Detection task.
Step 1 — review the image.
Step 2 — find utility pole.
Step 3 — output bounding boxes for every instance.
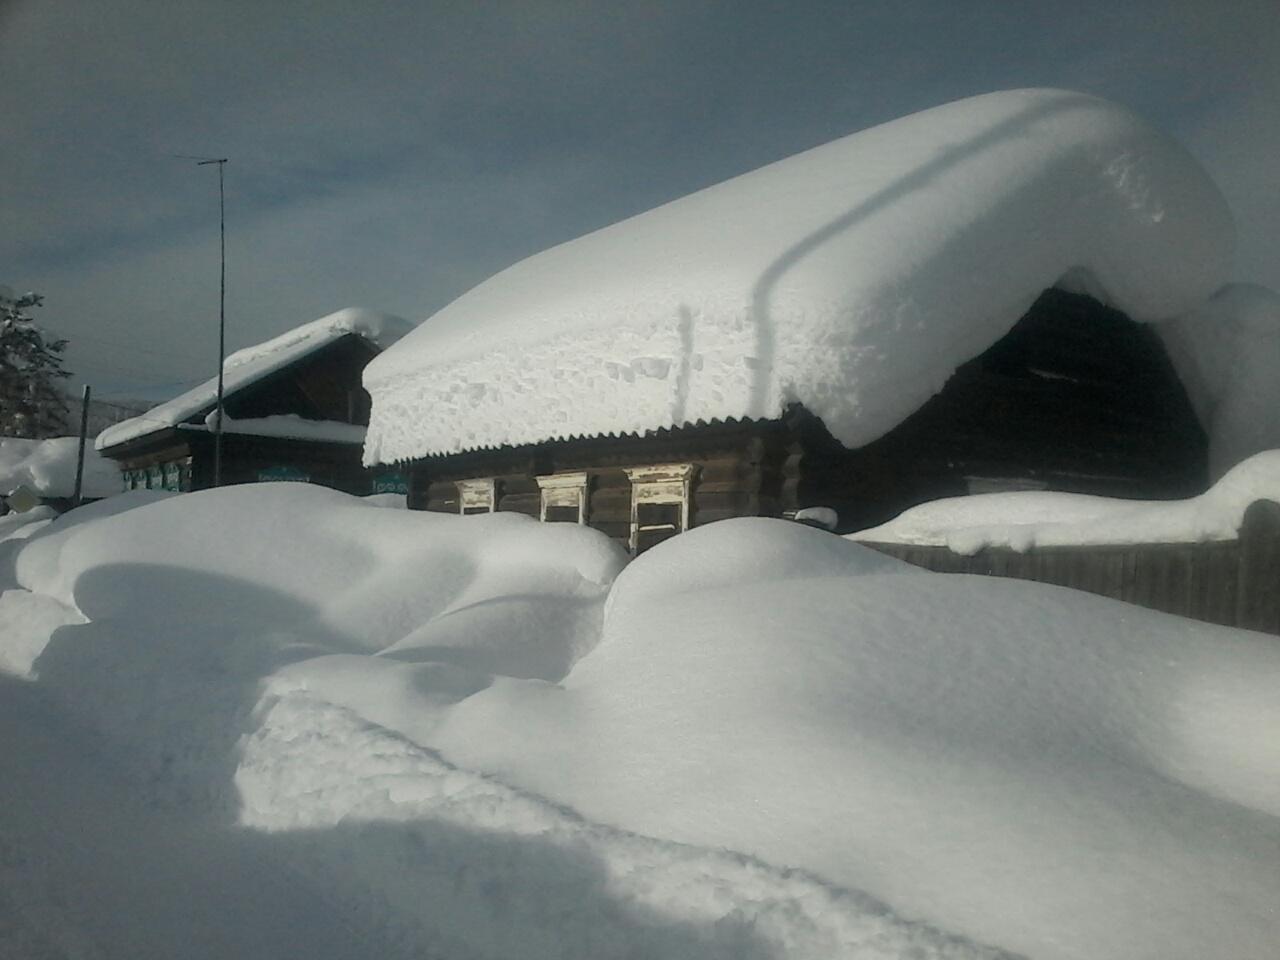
[72,384,91,507]
[179,155,229,487]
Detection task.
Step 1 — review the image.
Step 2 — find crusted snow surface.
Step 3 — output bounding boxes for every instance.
[97,307,412,451]
[0,435,121,499]
[850,449,1280,553]
[3,487,1278,959]
[364,88,1232,464]
[1157,283,1280,478]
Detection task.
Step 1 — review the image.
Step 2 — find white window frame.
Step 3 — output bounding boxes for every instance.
[625,463,696,554]
[536,472,588,524]
[456,478,496,514]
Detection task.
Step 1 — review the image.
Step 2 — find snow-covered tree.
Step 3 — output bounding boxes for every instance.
[1,286,71,438]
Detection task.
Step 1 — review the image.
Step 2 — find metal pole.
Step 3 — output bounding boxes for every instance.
[177,154,229,489]
[216,159,226,487]
[197,158,229,488]
[73,384,91,507]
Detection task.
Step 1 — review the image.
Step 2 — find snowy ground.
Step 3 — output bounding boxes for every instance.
[2,485,1277,960]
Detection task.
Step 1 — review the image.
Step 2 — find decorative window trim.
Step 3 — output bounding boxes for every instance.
[625,463,697,554]
[536,472,588,524]
[456,478,496,514]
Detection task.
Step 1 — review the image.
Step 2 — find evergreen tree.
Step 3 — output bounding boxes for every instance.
[0,287,71,438]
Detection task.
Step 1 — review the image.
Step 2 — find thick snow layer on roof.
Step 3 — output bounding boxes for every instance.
[0,436,121,499]
[850,449,1280,553]
[1156,284,1280,478]
[364,88,1232,463]
[96,308,412,451]
[3,489,1278,959]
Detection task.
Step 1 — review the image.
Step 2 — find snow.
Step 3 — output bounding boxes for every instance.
[96,307,413,451]
[1156,283,1280,478]
[850,449,1280,553]
[2,485,1277,959]
[794,505,839,530]
[0,505,56,545]
[0,435,121,500]
[192,410,367,444]
[363,88,1232,464]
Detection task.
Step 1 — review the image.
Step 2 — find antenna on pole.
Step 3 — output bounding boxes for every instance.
[177,155,229,487]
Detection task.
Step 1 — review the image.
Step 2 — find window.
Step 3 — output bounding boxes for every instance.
[625,463,696,554]
[456,478,496,515]
[536,472,588,524]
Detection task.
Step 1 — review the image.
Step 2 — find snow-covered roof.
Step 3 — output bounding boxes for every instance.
[1155,284,1280,479]
[97,308,413,451]
[363,88,1233,465]
[0,436,121,499]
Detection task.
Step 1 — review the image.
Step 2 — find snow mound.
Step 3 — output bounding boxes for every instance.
[364,88,1232,463]
[0,435,121,499]
[424,521,1280,960]
[12,483,624,681]
[97,307,413,451]
[0,505,56,546]
[851,448,1280,552]
[1157,283,1280,478]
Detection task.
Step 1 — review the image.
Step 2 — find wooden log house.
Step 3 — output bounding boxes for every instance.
[403,289,1207,553]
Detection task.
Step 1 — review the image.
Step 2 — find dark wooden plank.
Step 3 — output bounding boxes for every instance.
[1237,500,1280,634]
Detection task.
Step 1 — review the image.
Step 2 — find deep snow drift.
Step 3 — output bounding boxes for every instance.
[363,88,1231,463]
[851,448,1280,553]
[3,485,1277,960]
[97,307,413,451]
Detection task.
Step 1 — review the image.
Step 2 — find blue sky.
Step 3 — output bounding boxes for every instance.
[4,0,1278,398]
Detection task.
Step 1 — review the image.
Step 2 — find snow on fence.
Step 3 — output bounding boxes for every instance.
[862,499,1280,635]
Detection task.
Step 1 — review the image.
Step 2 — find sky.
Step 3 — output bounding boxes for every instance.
[3,0,1278,400]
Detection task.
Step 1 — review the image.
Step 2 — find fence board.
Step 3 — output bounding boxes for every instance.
[862,499,1279,635]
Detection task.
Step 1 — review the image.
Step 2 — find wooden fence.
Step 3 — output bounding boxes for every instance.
[862,498,1280,636]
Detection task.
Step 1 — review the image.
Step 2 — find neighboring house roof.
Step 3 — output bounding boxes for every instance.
[0,436,121,499]
[97,308,413,452]
[362,88,1232,466]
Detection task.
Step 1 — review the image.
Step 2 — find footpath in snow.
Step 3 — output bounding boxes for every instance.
[0,674,405,960]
